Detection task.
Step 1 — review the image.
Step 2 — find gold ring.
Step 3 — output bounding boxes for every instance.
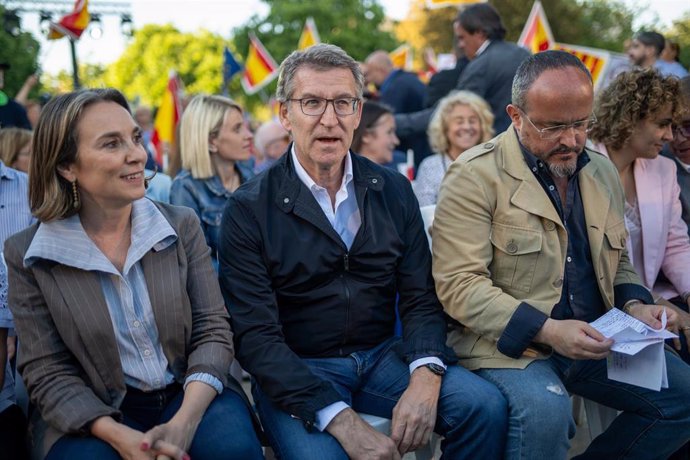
[681,326,690,331]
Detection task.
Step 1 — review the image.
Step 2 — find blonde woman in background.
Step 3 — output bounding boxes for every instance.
[170,95,253,267]
[0,127,32,173]
[414,91,494,206]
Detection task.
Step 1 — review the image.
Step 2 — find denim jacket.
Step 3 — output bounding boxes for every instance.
[170,164,253,266]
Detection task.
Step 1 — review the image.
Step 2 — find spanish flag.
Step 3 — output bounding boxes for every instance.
[517,1,554,54]
[389,44,412,71]
[48,0,90,40]
[241,34,279,95]
[298,17,321,50]
[151,72,182,168]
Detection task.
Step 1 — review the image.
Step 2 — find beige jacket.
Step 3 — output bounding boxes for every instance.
[432,128,644,370]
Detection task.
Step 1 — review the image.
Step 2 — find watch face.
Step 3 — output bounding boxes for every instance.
[426,363,446,376]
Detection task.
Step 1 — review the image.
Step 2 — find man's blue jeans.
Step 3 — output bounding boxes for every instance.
[477,350,690,460]
[252,337,508,460]
[45,387,263,460]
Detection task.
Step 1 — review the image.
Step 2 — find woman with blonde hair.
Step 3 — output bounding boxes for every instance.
[170,95,253,266]
[0,127,32,172]
[414,90,494,206]
[4,88,262,460]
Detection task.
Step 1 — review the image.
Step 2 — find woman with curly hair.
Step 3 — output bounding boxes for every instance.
[414,91,494,206]
[589,68,690,335]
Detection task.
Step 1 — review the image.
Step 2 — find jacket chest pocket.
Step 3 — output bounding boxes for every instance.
[490,223,542,292]
[603,221,627,276]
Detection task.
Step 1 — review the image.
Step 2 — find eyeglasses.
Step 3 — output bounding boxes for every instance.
[518,107,597,140]
[673,121,690,138]
[288,97,360,116]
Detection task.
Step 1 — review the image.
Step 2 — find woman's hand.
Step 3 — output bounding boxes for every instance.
[91,416,188,460]
[141,380,219,459]
[141,418,196,460]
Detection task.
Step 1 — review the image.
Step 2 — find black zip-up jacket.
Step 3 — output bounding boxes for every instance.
[218,149,455,428]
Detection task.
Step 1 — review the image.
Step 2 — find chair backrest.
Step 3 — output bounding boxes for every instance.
[419,205,436,249]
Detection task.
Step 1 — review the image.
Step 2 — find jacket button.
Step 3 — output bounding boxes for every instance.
[545,221,556,231]
[483,142,494,149]
[553,278,563,288]
[283,197,290,204]
[506,241,518,254]
[371,178,378,184]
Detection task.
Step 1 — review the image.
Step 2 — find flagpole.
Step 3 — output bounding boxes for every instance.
[69,37,81,90]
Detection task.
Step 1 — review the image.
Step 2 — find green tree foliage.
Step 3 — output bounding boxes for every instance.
[43,63,107,94]
[402,0,638,57]
[666,12,690,68]
[0,6,41,97]
[102,24,229,106]
[230,0,399,110]
[494,0,637,52]
[395,0,458,67]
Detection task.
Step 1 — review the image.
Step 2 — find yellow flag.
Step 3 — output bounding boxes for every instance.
[389,45,412,71]
[554,43,610,90]
[517,1,554,54]
[298,17,321,50]
[242,34,279,95]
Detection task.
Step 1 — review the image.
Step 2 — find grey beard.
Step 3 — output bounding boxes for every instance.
[548,161,577,178]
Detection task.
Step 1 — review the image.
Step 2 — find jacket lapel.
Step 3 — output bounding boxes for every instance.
[275,149,349,249]
[579,159,611,266]
[51,265,125,393]
[500,130,563,227]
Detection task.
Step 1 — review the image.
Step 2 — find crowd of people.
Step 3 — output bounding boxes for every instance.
[1,2,690,459]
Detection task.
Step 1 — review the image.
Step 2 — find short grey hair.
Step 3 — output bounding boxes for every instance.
[276,43,364,102]
[512,50,592,111]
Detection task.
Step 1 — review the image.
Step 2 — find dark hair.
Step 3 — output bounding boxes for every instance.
[512,50,592,111]
[633,31,666,57]
[30,88,130,221]
[457,3,506,41]
[590,68,681,150]
[351,100,393,153]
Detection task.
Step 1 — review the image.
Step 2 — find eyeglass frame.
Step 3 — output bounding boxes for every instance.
[286,97,360,117]
[516,106,597,140]
[673,121,690,139]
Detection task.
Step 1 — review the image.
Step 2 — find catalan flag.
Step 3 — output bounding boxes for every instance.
[151,72,182,168]
[518,1,554,54]
[554,43,610,90]
[48,0,90,40]
[241,34,279,95]
[298,17,321,50]
[389,44,413,71]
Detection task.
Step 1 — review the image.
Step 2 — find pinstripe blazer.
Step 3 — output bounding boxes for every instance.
[4,201,241,458]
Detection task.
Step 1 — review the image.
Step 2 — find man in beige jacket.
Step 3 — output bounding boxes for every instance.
[433,50,690,459]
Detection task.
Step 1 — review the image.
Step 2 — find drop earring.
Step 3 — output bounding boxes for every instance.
[71,180,80,209]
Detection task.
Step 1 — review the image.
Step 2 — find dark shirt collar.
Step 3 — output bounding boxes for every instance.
[517,135,591,179]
